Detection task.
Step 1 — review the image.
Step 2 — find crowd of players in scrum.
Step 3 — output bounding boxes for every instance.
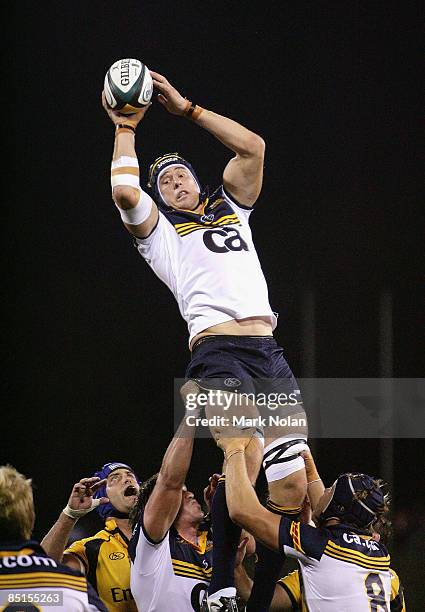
[0,419,406,610]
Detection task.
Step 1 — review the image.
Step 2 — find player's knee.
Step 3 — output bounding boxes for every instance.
[269,468,307,508]
[180,380,200,404]
[280,470,307,500]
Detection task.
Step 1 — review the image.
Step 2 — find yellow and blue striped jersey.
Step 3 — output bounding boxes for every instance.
[129,515,213,612]
[65,518,136,611]
[0,539,106,611]
[277,567,406,611]
[279,520,393,610]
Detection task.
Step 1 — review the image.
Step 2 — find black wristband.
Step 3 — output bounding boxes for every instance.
[116,123,136,134]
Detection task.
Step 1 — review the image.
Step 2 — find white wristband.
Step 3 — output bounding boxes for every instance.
[117,190,153,225]
[62,499,100,520]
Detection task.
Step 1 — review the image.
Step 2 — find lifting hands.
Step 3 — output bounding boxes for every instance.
[101,90,151,129]
[150,70,192,116]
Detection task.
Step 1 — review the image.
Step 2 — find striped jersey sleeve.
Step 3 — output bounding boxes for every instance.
[279,518,329,561]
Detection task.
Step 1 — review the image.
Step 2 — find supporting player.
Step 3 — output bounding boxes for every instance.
[216,435,394,611]
[128,411,212,612]
[235,450,406,611]
[102,70,309,611]
[41,462,140,611]
[0,464,106,611]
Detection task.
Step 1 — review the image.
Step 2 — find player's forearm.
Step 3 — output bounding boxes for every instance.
[40,513,77,562]
[234,564,253,604]
[110,130,148,212]
[270,585,293,612]
[112,130,137,161]
[159,418,196,488]
[194,109,265,158]
[304,452,325,510]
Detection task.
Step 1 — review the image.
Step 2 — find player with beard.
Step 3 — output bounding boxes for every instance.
[128,410,215,612]
[41,462,140,611]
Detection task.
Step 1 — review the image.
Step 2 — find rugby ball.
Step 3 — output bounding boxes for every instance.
[104,58,153,114]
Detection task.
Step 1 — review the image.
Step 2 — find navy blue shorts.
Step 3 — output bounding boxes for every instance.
[185,335,300,397]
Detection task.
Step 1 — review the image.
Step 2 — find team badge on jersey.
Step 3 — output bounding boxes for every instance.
[163,191,241,238]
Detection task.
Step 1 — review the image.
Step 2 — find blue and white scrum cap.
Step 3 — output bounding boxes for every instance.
[93,462,140,520]
[147,152,203,209]
[319,473,386,529]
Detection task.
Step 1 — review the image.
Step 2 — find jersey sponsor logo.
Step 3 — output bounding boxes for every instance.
[108,463,125,471]
[224,377,242,388]
[201,213,215,222]
[343,533,380,551]
[109,551,126,560]
[111,586,134,602]
[203,227,248,253]
[0,555,57,569]
[155,156,181,171]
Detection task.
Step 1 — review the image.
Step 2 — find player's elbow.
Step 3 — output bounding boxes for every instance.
[243,133,265,159]
[228,504,250,528]
[113,186,140,210]
[158,468,185,491]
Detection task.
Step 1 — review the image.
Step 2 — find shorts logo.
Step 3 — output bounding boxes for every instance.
[109,552,125,560]
[224,377,241,388]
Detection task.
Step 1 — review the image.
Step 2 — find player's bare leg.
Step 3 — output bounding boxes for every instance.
[247,402,309,612]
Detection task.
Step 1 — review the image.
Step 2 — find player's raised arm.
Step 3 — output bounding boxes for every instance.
[140,384,199,543]
[217,435,281,551]
[102,92,159,238]
[301,449,325,511]
[41,476,108,570]
[150,70,265,206]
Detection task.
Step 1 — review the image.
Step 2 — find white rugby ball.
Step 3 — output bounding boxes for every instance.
[104,58,153,114]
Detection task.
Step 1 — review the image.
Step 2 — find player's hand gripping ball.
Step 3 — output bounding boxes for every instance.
[104,58,153,114]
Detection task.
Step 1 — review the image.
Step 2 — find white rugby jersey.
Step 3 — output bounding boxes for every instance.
[277,566,406,612]
[134,186,277,345]
[129,518,212,612]
[279,520,392,611]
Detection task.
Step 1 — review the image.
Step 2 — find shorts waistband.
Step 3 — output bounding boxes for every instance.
[191,334,275,352]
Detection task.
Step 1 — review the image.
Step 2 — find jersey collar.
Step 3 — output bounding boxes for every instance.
[105,518,130,545]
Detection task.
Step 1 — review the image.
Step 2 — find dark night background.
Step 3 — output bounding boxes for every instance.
[4,1,424,607]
